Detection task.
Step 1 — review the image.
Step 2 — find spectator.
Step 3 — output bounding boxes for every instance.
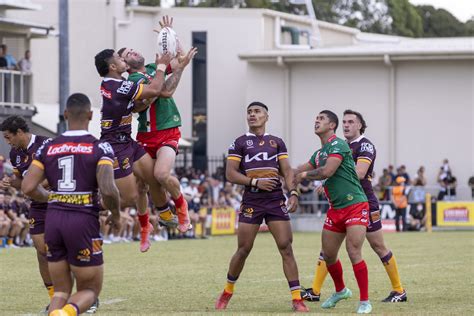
[407,203,426,231]
[0,46,7,69]
[376,168,392,201]
[439,159,451,180]
[18,50,32,74]
[438,171,457,201]
[388,164,396,184]
[297,178,315,214]
[1,44,17,70]
[469,176,474,200]
[397,165,411,185]
[413,166,427,187]
[0,193,12,243]
[392,176,408,232]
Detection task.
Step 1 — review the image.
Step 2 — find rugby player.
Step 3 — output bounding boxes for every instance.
[118,15,196,233]
[22,93,121,315]
[302,110,406,303]
[94,49,173,252]
[294,110,371,314]
[0,116,54,307]
[215,102,309,312]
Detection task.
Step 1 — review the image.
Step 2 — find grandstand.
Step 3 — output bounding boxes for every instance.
[0,0,472,315]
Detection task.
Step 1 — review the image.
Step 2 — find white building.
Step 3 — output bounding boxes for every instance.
[2,1,473,197]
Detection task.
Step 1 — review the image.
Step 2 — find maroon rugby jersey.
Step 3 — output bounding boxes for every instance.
[10,134,51,210]
[348,135,379,210]
[99,78,143,143]
[227,133,289,199]
[33,130,115,216]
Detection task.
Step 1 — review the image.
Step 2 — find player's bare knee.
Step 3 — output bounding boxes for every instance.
[154,169,170,185]
[369,239,388,257]
[236,246,252,259]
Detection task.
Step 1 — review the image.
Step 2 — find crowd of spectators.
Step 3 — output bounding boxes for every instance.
[0,44,32,73]
[0,157,471,248]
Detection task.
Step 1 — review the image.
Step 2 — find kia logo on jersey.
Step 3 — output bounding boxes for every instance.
[244,152,277,162]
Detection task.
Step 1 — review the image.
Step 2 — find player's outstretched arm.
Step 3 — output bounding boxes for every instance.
[298,157,342,182]
[226,159,277,192]
[137,53,173,100]
[21,164,48,202]
[161,47,197,98]
[97,164,120,223]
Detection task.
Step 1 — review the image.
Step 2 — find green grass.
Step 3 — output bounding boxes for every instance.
[1,231,473,315]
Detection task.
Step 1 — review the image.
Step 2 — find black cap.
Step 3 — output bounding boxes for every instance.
[247,101,268,111]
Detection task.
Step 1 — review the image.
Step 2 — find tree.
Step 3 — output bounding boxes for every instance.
[387,0,422,37]
[416,5,466,37]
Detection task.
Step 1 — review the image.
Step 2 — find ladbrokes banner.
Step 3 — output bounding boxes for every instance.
[436,201,474,227]
[211,207,236,235]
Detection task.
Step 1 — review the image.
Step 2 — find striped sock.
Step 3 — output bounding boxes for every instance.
[157,205,173,221]
[224,273,238,293]
[381,251,404,293]
[44,283,54,299]
[62,303,79,316]
[289,280,302,300]
[311,252,328,295]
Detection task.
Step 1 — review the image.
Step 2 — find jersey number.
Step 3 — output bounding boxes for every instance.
[58,155,76,191]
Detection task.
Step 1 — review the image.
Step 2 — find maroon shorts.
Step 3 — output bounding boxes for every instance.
[45,210,103,267]
[323,202,369,233]
[136,127,181,159]
[111,140,147,179]
[367,209,382,232]
[239,196,290,225]
[29,208,46,235]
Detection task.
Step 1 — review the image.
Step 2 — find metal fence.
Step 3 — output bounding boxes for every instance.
[0,69,32,107]
[175,153,226,177]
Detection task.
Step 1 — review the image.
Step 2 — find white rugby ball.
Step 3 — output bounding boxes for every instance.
[157,27,177,57]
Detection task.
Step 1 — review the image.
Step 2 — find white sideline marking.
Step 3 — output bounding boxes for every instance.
[101,298,128,305]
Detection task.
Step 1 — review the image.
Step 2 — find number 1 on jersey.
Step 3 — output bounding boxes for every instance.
[58,155,76,191]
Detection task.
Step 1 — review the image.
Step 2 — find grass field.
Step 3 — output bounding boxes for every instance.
[1,231,473,315]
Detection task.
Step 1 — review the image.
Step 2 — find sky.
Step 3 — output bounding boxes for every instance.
[409,0,473,22]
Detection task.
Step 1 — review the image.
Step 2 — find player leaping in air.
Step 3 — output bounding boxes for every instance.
[94,49,173,252]
[118,15,197,233]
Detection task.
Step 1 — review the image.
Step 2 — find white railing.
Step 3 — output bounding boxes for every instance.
[0,69,34,110]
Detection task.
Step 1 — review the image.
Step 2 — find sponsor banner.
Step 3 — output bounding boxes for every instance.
[211,207,236,235]
[436,201,474,227]
[381,220,396,232]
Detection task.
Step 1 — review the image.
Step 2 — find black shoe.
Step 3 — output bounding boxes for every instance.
[382,290,407,302]
[85,298,99,314]
[301,287,320,302]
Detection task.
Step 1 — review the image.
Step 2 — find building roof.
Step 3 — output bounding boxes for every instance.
[0,0,41,11]
[240,37,474,62]
[0,17,54,37]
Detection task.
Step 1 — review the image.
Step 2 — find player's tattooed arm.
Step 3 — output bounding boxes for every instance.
[296,157,342,182]
[161,47,198,97]
[160,67,184,97]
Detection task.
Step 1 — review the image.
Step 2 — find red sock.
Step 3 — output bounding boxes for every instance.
[353,260,369,301]
[138,211,149,229]
[327,260,345,292]
[173,194,185,209]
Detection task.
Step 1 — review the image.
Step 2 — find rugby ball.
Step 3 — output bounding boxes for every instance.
[157,27,178,57]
